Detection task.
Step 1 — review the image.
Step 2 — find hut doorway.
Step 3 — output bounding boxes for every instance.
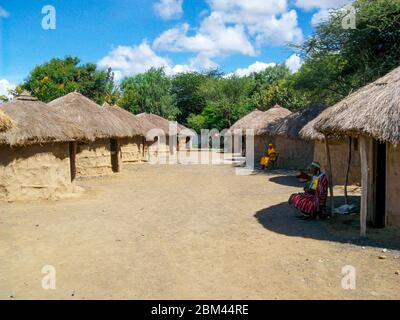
[110,139,120,173]
[373,140,387,228]
[242,136,246,157]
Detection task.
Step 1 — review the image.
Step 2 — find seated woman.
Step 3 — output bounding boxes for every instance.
[260,144,278,169]
[289,162,328,219]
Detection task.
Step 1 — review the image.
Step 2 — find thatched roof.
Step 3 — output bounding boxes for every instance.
[102,103,143,136]
[268,104,326,139]
[136,113,182,136]
[49,92,133,140]
[0,91,85,146]
[310,66,400,144]
[229,105,292,135]
[299,116,325,141]
[0,109,13,132]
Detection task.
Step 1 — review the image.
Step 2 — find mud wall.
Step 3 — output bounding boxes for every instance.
[0,143,78,201]
[314,140,361,186]
[119,136,142,164]
[273,136,314,170]
[386,143,400,226]
[76,139,113,177]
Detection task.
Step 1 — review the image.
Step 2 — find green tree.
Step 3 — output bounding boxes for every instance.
[294,0,400,104]
[171,72,209,125]
[118,68,180,120]
[20,56,116,104]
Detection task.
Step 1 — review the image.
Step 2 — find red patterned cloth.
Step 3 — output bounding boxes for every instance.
[290,174,328,216]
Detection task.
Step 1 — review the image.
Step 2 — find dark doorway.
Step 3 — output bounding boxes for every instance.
[242,135,246,157]
[374,140,387,228]
[110,139,120,173]
[69,142,77,182]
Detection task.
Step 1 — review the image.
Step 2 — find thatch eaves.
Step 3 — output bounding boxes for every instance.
[268,104,326,139]
[102,103,143,136]
[229,105,292,136]
[311,66,400,144]
[0,91,85,146]
[49,92,133,140]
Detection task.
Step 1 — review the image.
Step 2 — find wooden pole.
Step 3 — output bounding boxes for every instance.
[69,141,77,182]
[359,136,369,237]
[324,135,335,216]
[344,137,352,205]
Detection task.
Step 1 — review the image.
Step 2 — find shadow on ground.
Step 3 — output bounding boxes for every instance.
[254,196,400,251]
[268,174,305,188]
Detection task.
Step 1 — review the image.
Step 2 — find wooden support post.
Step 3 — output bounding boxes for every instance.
[359,136,369,237]
[344,137,352,205]
[324,135,335,216]
[69,141,77,182]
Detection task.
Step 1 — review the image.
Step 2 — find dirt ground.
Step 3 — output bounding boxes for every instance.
[1,160,400,300]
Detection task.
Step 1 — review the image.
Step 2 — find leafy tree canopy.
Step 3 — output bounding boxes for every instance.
[20,56,116,104]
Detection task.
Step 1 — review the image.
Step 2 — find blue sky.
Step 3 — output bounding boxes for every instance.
[0,0,351,96]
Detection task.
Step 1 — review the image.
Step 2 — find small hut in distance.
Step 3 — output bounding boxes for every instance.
[266,104,326,169]
[229,105,292,162]
[0,91,85,201]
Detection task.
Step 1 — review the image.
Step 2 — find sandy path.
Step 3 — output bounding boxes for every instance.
[1,163,399,299]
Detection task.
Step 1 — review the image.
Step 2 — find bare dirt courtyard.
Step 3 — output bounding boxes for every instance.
[1,162,400,300]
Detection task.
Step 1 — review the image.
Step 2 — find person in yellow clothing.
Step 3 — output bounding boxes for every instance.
[260,144,278,169]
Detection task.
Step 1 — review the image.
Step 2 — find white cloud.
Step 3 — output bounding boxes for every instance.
[249,10,303,46]
[154,0,183,20]
[294,0,352,11]
[0,79,15,98]
[154,0,303,65]
[294,0,353,26]
[97,41,217,79]
[154,12,256,57]
[285,54,302,73]
[228,61,276,77]
[227,54,303,78]
[98,41,172,80]
[206,0,303,46]
[0,7,9,18]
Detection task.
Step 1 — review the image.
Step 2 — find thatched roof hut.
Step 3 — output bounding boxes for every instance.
[0,91,85,146]
[49,92,133,140]
[102,102,144,136]
[0,109,13,132]
[230,105,292,135]
[310,66,400,144]
[268,104,326,139]
[300,66,400,234]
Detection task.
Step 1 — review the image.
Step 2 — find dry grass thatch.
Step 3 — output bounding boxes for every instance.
[268,104,326,139]
[0,91,86,146]
[309,66,400,144]
[102,102,143,136]
[49,92,134,140]
[299,116,325,141]
[0,109,13,132]
[229,105,292,135]
[137,113,184,136]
